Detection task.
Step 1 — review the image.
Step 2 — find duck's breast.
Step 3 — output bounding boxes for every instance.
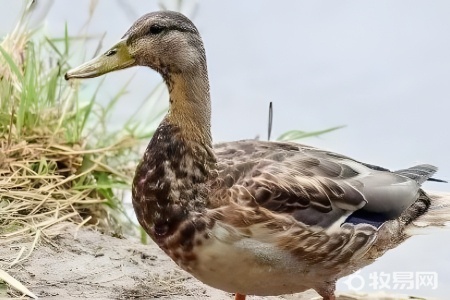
[177,221,327,296]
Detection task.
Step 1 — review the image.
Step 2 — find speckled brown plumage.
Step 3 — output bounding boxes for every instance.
[65,10,450,300]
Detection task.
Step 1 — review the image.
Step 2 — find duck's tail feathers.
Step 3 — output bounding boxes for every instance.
[405,191,450,236]
[394,164,438,184]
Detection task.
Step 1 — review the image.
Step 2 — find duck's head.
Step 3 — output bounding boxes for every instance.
[65,11,206,80]
[66,11,213,148]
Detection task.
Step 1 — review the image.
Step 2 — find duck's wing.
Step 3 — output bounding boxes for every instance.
[212,140,437,229]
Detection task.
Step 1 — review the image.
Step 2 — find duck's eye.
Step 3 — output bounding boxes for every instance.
[149,25,164,35]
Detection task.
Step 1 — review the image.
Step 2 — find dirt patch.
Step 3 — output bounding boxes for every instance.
[0,223,424,299]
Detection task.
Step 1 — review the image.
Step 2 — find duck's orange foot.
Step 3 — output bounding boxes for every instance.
[235,293,246,300]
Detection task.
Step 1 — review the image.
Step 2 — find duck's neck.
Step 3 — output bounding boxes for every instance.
[164,64,212,150]
[132,65,215,239]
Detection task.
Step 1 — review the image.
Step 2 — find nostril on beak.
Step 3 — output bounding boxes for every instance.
[105,49,118,56]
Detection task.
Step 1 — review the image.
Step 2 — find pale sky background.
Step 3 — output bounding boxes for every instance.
[1,0,449,298]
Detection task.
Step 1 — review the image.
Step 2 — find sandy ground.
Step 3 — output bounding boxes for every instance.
[1,223,428,300]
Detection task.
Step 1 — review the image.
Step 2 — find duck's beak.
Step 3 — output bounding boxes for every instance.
[65,39,135,80]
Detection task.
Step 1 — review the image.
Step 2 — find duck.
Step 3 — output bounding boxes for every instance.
[65,11,450,300]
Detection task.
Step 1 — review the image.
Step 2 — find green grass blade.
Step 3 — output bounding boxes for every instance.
[0,45,24,82]
[277,125,345,141]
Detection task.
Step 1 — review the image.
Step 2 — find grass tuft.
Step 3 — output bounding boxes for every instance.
[0,1,158,245]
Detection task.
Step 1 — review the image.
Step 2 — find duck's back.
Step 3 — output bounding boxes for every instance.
[211,139,435,229]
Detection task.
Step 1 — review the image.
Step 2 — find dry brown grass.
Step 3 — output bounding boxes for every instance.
[0,137,136,245]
